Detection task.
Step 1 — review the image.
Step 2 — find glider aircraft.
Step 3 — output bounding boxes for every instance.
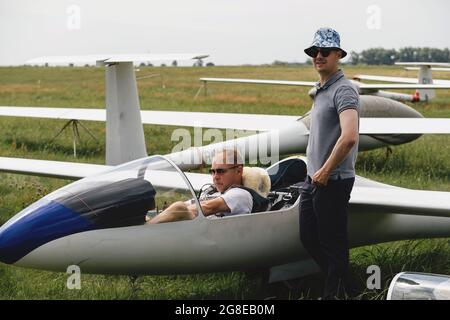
[353,62,450,102]
[199,62,450,103]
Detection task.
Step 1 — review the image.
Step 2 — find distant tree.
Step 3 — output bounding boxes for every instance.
[347,51,360,65]
[396,47,448,63]
[161,63,166,67]
[272,60,288,66]
[442,48,450,61]
[271,60,304,66]
[398,47,417,62]
[139,62,146,67]
[359,48,397,65]
[147,63,153,67]
[172,60,178,67]
[270,47,448,66]
[206,62,215,67]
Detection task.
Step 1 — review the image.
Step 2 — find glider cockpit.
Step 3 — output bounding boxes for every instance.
[266,157,307,211]
[0,155,310,265]
[0,155,201,264]
[44,155,201,227]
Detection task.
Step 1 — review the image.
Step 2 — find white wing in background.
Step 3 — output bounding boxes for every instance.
[351,185,450,218]
[353,75,450,85]
[405,67,450,72]
[0,157,110,180]
[1,106,450,134]
[0,156,210,191]
[199,77,450,89]
[140,110,298,131]
[0,106,297,131]
[0,106,105,121]
[27,54,209,66]
[199,77,316,87]
[357,83,450,90]
[359,118,450,134]
[395,62,450,67]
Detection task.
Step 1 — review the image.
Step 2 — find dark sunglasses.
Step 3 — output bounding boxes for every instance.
[308,48,334,58]
[209,165,241,175]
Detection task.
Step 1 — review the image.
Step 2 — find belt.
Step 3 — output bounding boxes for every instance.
[307,175,344,183]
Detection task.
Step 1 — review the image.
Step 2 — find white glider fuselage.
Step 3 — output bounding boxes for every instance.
[12,180,450,276]
[2,156,449,279]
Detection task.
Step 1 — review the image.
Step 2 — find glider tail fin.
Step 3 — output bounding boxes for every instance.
[416,65,436,101]
[395,62,441,101]
[105,62,147,165]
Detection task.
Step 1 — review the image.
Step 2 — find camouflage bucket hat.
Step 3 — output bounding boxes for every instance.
[304,27,347,58]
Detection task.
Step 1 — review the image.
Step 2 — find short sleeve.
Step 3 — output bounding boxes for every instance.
[220,188,253,216]
[334,85,359,114]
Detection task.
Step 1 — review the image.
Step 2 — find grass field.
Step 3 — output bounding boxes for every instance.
[0,65,449,300]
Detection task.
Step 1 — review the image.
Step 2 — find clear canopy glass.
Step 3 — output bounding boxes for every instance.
[6,155,202,230]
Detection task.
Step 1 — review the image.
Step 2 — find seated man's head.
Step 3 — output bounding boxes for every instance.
[210,149,244,193]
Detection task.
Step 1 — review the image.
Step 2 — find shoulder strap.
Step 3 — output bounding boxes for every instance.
[230,185,270,213]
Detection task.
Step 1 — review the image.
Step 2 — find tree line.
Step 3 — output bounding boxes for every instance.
[347,47,449,65]
[270,47,449,66]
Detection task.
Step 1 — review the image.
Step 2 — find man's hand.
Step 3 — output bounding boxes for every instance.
[312,167,331,186]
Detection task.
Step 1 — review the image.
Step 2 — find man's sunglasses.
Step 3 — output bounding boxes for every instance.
[308,48,334,58]
[209,165,241,175]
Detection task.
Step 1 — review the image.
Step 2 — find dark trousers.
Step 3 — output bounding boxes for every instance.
[299,176,355,298]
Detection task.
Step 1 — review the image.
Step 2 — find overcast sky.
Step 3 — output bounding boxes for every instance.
[0,0,449,66]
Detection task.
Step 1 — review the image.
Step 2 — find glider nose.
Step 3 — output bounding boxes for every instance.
[0,198,95,265]
[0,216,31,265]
[0,177,155,265]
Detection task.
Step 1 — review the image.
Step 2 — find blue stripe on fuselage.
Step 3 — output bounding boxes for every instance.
[0,200,95,264]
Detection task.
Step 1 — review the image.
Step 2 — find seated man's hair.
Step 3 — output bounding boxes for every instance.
[214,148,244,165]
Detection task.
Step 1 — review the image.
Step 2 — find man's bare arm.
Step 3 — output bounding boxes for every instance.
[188,197,230,217]
[147,201,193,224]
[312,108,359,186]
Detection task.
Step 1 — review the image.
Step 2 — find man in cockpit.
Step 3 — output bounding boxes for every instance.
[147,149,256,224]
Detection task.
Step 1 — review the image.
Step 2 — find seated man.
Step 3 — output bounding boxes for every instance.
[147,148,266,224]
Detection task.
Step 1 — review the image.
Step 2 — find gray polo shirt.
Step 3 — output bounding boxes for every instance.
[306,69,360,180]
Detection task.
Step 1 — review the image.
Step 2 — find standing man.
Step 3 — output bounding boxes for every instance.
[300,28,360,299]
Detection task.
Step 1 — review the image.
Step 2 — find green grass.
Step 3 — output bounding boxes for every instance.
[0,65,449,300]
